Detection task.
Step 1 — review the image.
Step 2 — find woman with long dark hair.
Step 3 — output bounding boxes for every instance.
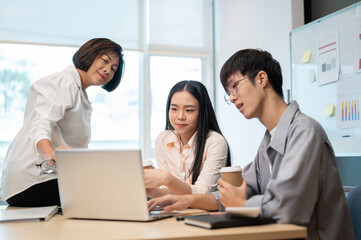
[144,80,230,197]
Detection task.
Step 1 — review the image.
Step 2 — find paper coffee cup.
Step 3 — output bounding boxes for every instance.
[220,166,243,187]
[142,159,153,169]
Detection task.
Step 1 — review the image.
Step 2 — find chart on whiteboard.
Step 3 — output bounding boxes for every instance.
[337,73,361,129]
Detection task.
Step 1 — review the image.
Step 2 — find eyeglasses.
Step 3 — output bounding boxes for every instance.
[35,159,56,174]
[224,76,248,104]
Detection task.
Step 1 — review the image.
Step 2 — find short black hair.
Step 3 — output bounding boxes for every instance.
[220,49,284,98]
[73,38,125,92]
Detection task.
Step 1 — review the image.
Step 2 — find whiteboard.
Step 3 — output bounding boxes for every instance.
[290,2,361,157]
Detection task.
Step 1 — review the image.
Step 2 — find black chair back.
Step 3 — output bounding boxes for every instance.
[347,187,361,240]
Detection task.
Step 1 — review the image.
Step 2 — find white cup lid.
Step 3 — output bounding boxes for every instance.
[220,166,242,173]
[142,159,153,167]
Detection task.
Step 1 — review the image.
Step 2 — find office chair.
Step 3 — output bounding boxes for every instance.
[347,186,361,240]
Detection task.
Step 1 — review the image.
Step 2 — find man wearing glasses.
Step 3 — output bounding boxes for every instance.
[149,49,355,240]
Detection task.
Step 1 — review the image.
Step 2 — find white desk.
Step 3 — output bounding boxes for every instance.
[0,207,307,240]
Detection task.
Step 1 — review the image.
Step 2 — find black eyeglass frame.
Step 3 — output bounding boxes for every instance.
[35,159,56,174]
[224,76,249,104]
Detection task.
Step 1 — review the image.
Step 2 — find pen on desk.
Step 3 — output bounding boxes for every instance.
[176,211,224,221]
[176,212,202,221]
[176,216,186,221]
[176,212,208,221]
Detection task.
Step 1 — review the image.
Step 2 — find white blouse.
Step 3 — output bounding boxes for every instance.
[0,65,92,201]
[154,130,228,194]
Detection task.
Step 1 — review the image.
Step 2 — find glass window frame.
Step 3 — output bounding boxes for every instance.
[0,0,215,163]
[141,0,214,160]
[141,52,214,160]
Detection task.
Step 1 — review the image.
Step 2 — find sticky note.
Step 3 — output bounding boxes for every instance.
[324,103,335,118]
[302,50,311,63]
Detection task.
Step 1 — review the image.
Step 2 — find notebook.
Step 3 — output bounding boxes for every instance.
[0,206,58,222]
[184,213,275,229]
[55,149,172,221]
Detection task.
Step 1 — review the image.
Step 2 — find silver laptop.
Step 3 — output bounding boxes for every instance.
[55,149,172,221]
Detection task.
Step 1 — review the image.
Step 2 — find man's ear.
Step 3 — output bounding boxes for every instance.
[257,71,269,88]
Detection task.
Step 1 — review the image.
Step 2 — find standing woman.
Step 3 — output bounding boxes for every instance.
[144,80,231,198]
[0,38,125,207]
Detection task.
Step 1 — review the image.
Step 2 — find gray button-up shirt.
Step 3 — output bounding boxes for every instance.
[213,101,355,240]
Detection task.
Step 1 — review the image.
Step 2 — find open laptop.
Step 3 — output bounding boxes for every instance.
[55,149,172,221]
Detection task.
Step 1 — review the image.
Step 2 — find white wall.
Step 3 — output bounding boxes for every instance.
[214,0,304,167]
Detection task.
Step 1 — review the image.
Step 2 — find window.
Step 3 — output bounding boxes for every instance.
[149,0,211,51]
[150,56,202,144]
[0,0,142,49]
[0,44,140,161]
[144,0,213,157]
[0,43,76,164]
[87,51,140,149]
[0,0,213,175]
